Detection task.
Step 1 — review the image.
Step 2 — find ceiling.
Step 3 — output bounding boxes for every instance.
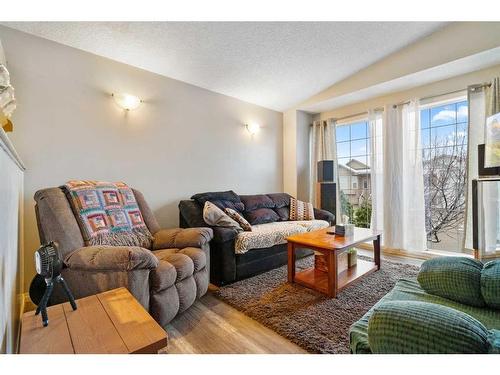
[3,22,446,111]
[301,46,500,113]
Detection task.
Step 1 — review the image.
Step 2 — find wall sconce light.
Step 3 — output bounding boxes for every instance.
[246,123,260,135]
[112,93,142,111]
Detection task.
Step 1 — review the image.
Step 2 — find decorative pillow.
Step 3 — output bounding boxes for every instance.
[203,201,243,231]
[192,191,245,212]
[225,208,252,231]
[481,260,500,310]
[289,198,314,221]
[368,300,492,354]
[417,257,484,307]
[244,208,280,225]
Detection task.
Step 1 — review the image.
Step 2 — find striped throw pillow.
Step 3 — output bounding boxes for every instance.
[289,198,315,221]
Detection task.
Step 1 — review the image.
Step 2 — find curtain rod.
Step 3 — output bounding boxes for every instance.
[324,107,384,123]
[315,81,493,122]
[392,82,492,108]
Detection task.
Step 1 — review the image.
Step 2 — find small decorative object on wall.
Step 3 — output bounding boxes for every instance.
[33,242,77,327]
[112,92,142,111]
[246,122,260,135]
[0,63,17,133]
[485,112,500,168]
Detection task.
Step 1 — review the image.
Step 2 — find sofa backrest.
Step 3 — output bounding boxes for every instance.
[188,190,293,226]
[239,193,291,224]
[34,186,160,259]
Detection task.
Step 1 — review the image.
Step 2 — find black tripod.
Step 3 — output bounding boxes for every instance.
[35,275,77,327]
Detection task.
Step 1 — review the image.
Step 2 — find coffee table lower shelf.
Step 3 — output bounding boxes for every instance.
[293,259,377,295]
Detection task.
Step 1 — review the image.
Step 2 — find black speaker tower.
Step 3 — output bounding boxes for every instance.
[316,160,336,223]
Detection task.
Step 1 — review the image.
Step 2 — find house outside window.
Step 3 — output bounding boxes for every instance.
[336,120,371,228]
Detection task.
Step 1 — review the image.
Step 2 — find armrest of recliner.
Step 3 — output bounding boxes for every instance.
[153,227,214,250]
[64,245,159,271]
[314,207,335,224]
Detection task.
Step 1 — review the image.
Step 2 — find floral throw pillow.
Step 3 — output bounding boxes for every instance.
[225,208,252,231]
[289,197,315,221]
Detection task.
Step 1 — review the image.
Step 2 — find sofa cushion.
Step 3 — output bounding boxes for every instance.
[289,197,315,221]
[225,208,252,231]
[240,194,275,211]
[417,256,485,307]
[349,279,500,354]
[368,300,492,354]
[234,220,329,254]
[481,260,500,310]
[244,207,279,225]
[274,206,290,221]
[191,190,245,212]
[203,201,243,231]
[295,220,330,232]
[267,193,291,208]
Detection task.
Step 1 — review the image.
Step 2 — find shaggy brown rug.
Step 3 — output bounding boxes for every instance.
[214,255,420,353]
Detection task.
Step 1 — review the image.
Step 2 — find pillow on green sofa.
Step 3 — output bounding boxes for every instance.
[417,256,484,307]
[368,300,491,354]
[481,260,500,310]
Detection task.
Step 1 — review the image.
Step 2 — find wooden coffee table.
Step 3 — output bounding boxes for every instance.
[287,227,382,298]
[20,287,168,354]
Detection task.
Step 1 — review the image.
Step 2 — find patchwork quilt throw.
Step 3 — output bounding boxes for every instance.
[63,180,153,248]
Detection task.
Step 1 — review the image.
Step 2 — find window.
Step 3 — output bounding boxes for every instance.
[336,120,371,228]
[420,99,468,253]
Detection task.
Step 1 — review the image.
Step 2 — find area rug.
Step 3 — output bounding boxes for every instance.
[214,255,420,353]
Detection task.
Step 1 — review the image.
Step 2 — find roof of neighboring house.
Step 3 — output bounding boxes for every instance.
[338,158,370,175]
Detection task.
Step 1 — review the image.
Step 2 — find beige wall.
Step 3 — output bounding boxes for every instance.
[296,110,312,202]
[283,109,312,201]
[0,26,283,291]
[283,109,297,197]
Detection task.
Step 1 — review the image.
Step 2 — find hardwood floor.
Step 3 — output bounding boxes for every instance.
[165,253,423,354]
[165,290,307,354]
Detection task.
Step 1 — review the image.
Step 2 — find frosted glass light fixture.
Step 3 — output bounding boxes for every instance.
[112,93,142,111]
[246,123,260,135]
[0,64,10,87]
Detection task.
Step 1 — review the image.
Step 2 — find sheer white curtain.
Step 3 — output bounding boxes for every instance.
[383,100,427,252]
[484,78,500,256]
[464,87,486,251]
[309,120,334,206]
[369,109,384,234]
[464,78,500,257]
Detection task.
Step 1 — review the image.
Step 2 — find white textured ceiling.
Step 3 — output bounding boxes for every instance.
[3,22,446,111]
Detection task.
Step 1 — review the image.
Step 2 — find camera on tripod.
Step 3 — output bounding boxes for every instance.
[34,241,77,327]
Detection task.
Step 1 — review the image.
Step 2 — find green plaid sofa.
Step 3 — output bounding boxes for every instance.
[349,278,500,354]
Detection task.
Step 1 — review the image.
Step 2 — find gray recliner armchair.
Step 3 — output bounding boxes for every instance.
[34,187,213,327]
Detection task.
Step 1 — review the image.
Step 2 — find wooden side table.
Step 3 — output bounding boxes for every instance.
[20,287,168,354]
[287,227,382,298]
